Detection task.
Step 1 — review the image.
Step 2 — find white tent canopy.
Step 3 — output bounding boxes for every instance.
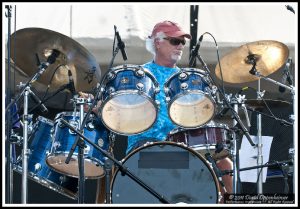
[3,2,297,109]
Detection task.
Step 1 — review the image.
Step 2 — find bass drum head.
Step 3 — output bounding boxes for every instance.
[110,141,220,204]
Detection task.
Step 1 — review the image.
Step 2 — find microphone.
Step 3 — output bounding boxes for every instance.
[189,34,204,67]
[114,25,128,61]
[29,90,48,113]
[47,49,60,64]
[68,69,76,95]
[279,58,293,93]
[30,49,60,84]
[286,5,295,14]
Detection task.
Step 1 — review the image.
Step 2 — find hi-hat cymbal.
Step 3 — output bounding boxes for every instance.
[245,99,291,109]
[9,27,101,92]
[215,40,289,83]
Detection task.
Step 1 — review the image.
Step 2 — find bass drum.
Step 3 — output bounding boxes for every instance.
[110,141,220,204]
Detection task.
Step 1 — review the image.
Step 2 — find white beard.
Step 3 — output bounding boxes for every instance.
[171,53,182,62]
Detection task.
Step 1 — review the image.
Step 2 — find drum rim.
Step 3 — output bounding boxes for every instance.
[13,165,78,200]
[104,64,160,87]
[36,115,54,125]
[45,153,106,179]
[100,92,159,136]
[54,111,82,119]
[164,68,208,87]
[169,122,230,134]
[110,141,220,204]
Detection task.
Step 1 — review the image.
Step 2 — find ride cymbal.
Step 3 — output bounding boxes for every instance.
[9,27,101,92]
[215,40,289,83]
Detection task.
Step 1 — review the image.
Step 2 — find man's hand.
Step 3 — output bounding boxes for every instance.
[78,91,101,115]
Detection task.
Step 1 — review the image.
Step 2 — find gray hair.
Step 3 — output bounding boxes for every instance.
[145,31,167,55]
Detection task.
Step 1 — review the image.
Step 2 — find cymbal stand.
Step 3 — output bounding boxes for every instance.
[65,95,89,203]
[15,84,42,203]
[5,51,60,199]
[194,53,256,195]
[226,93,251,194]
[21,86,30,203]
[249,63,295,194]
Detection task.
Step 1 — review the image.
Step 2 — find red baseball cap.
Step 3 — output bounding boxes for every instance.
[150,20,192,39]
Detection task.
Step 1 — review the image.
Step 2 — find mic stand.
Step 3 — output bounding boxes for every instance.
[60,118,170,204]
[5,5,14,204]
[65,31,122,203]
[249,67,295,194]
[195,54,256,195]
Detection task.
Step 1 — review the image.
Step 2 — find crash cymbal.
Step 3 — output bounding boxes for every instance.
[9,27,101,92]
[245,99,291,109]
[215,40,289,83]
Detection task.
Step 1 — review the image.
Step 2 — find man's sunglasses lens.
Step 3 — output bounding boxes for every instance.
[164,38,186,46]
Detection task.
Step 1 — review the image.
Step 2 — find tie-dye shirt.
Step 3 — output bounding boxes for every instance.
[126,61,180,154]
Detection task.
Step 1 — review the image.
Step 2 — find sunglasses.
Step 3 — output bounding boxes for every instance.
[163,37,186,46]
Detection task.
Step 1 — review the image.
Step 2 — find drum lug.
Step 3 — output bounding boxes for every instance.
[108,86,115,94]
[97,138,105,147]
[178,72,188,80]
[205,86,213,96]
[164,87,169,94]
[155,100,160,108]
[84,144,91,155]
[211,85,218,95]
[107,72,116,81]
[136,82,144,91]
[165,97,171,103]
[86,121,95,131]
[59,175,66,184]
[34,163,42,173]
[180,82,188,90]
[155,87,160,94]
[135,69,145,77]
[53,141,61,149]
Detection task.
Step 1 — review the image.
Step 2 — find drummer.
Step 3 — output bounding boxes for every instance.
[131,20,232,199]
[80,20,233,203]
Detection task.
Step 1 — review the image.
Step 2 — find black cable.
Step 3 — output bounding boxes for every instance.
[240,86,292,126]
[200,32,226,95]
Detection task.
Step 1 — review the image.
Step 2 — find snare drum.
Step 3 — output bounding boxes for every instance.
[164,68,217,128]
[167,121,231,160]
[100,64,160,135]
[46,112,110,179]
[110,141,220,204]
[14,116,78,199]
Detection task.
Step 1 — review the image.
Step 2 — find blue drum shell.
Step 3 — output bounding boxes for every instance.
[52,113,109,165]
[165,70,210,100]
[102,68,157,101]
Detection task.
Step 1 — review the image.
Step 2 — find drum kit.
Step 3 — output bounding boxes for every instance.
[5,27,295,204]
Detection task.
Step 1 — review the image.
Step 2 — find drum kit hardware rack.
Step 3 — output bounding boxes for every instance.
[5,25,295,204]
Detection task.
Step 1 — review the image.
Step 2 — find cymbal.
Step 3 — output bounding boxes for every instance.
[9,27,101,92]
[215,40,289,83]
[245,99,291,109]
